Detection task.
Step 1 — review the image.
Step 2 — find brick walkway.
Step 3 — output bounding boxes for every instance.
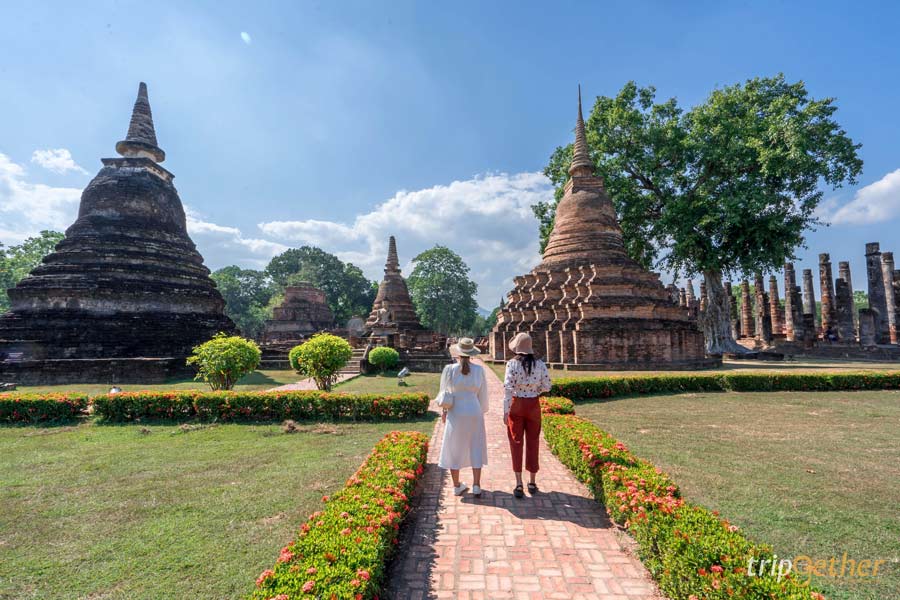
[386,362,664,600]
[267,373,357,391]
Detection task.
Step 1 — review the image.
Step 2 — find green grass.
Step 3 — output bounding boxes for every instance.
[575,390,900,600]
[0,418,435,600]
[334,370,442,398]
[12,369,301,396]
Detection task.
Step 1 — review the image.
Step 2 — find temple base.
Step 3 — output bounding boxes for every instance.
[1,357,189,385]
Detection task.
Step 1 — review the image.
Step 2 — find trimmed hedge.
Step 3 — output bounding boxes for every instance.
[539,396,575,415]
[0,393,89,423]
[543,413,825,599]
[92,391,430,423]
[250,430,429,600]
[551,371,900,400]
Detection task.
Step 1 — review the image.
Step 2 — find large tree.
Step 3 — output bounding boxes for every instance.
[265,246,375,324]
[0,231,65,312]
[538,76,862,353]
[210,266,275,339]
[407,245,479,335]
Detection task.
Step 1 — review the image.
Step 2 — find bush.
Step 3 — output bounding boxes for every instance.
[550,371,900,401]
[543,412,825,599]
[250,430,429,600]
[368,346,400,373]
[0,393,89,423]
[91,390,430,423]
[290,333,353,390]
[187,333,261,390]
[539,396,575,414]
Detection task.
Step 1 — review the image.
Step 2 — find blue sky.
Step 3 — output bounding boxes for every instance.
[2,0,899,308]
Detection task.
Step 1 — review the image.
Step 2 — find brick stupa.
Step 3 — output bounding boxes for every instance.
[489,88,715,369]
[0,83,235,384]
[262,282,334,343]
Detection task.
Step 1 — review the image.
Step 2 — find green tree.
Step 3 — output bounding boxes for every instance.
[407,245,478,335]
[367,346,400,373]
[0,231,65,312]
[210,266,275,339]
[266,247,375,324]
[538,76,862,353]
[187,333,261,391]
[289,333,353,390]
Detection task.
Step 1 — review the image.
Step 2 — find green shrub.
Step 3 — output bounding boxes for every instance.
[250,430,429,600]
[290,333,353,390]
[187,333,261,390]
[543,412,825,599]
[368,346,400,372]
[539,396,575,414]
[91,390,430,423]
[0,393,89,423]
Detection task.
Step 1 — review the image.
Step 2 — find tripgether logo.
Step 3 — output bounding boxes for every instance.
[748,554,888,583]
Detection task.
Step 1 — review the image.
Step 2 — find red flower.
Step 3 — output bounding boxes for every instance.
[256,569,274,587]
[357,569,371,581]
[302,580,315,593]
[710,565,723,573]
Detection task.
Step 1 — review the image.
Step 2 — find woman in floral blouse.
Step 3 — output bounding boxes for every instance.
[503,332,551,498]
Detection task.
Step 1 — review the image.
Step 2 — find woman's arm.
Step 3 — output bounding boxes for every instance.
[478,367,489,414]
[539,361,552,395]
[503,360,516,417]
[437,364,452,422]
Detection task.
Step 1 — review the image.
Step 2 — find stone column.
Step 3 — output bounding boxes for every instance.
[882,252,898,344]
[699,280,708,313]
[685,279,696,307]
[753,273,772,344]
[819,254,836,338]
[725,282,740,339]
[768,275,782,335]
[835,278,855,341]
[858,308,876,346]
[839,261,857,329]
[801,268,818,332]
[740,279,754,338]
[866,243,890,343]
[678,288,687,308]
[783,264,798,341]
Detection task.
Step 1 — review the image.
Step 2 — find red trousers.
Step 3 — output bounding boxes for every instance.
[507,396,541,473]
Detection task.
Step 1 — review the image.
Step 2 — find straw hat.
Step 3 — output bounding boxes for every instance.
[451,337,480,357]
[508,332,534,354]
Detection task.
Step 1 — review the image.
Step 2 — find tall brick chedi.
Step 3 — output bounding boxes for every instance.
[0,83,234,383]
[490,89,713,368]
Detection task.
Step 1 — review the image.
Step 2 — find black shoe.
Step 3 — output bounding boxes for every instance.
[513,484,524,499]
[527,482,538,494]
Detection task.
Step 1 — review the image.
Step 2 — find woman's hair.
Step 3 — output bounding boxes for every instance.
[514,353,535,375]
[458,355,471,375]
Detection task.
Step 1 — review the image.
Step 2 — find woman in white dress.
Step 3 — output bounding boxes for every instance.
[437,337,489,497]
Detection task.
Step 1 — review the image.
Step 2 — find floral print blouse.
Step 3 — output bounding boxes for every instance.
[503,358,552,414]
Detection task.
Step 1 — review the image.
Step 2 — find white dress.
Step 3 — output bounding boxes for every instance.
[437,362,489,470]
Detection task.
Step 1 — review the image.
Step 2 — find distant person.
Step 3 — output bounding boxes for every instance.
[436,337,489,497]
[503,332,551,498]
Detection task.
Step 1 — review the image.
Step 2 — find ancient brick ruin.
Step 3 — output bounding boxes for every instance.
[0,83,234,384]
[489,89,716,369]
[262,283,334,344]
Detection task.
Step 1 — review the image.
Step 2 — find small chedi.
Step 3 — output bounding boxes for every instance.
[490,89,715,369]
[262,283,334,344]
[363,236,448,371]
[0,83,234,384]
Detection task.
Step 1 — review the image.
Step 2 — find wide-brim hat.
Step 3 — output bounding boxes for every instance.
[508,332,533,354]
[451,337,480,357]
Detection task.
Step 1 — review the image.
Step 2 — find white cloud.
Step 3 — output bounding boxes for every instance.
[258,172,553,306]
[824,168,900,225]
[240,31,252,45]
[184,207,288,269]
[0,152,82,244]
[30,148,88,175]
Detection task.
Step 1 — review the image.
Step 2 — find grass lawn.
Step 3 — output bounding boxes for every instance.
[11,369,301,396]
[0,418,435,600]
[485,358,900,381]
[335,370,443,398]
[576,390,900,600]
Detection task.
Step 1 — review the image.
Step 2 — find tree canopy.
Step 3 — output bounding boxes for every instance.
[538,75,862,353]
[0,231,65,312]
[210,266,276,339]
[407,245,479,335]
[266,246,375,324]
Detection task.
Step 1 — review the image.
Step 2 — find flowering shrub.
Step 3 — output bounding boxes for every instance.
[290,334,354,390]
[543,412,824,599]
[91,391,429,422]
[551,371,900,400]
[187,333,261,390]
[249,430,429,600]
[0,393,89,423]
[539,396,575,415]
[367,346,400,372]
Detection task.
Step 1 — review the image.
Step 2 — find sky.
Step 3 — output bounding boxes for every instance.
[2,0,900,309]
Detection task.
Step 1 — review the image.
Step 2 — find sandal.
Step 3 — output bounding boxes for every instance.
[527,482,538,494]
[513,484,524,499]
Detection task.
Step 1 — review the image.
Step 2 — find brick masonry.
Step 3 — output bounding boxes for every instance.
[385,362,664,599]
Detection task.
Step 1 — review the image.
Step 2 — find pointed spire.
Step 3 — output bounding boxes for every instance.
[385,236,400,272]
[569,84,593,178]
[116,82,166,163]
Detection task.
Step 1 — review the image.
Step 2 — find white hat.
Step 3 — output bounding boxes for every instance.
[451,337,480,357]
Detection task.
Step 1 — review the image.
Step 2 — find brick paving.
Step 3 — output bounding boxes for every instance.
[267,373,357,391]
[386,361,664,599]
